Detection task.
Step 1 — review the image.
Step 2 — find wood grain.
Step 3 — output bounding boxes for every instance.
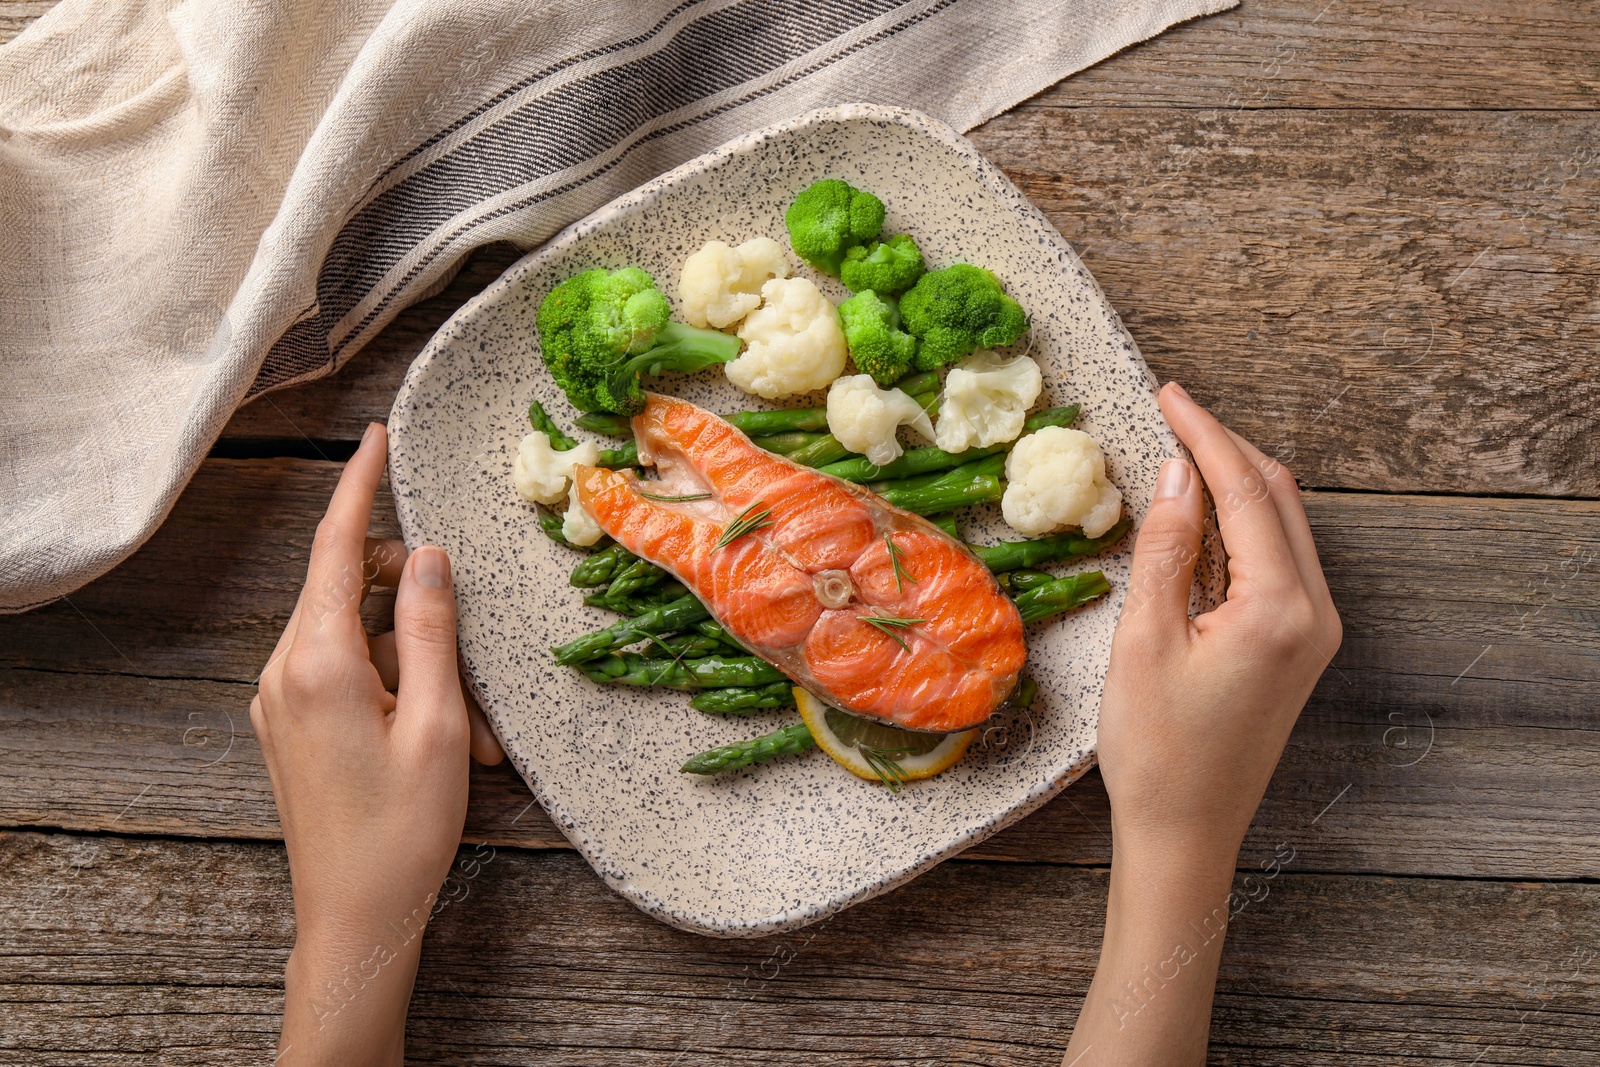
[7,460,1594,686]
[11,0,1584,496]
[5,1,1598,1060]
[0,668,570,850]
[1039,0,1600,111]
[0,0,50,45]
[969,106,1600,498]
[220,106,1600,497]
[10,653,1600,881]
[8,1,1599,107]
[2,459,1595,877]
[5,830,1597,1065]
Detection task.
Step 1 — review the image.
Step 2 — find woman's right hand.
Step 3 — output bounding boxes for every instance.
[1097,381,1342,865]
[1064,382,1342,1066]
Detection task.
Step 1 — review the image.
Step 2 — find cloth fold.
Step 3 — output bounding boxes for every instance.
[0,0,1234,611]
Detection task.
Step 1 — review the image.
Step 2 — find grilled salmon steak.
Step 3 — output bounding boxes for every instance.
[573,394,1026,732]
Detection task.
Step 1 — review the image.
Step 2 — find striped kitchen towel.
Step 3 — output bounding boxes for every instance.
[0,0,1234,611]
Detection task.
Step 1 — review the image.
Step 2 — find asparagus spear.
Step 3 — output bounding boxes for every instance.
[996,568,1054,594]
[646,634,731,659]
[606,413,841,468]
[886,369,941,397]
[973,519,1132,574]
[692,620,751,655]
[725,407,829,436]
[930,514,960,539]
[525,404,591,549]
[580,400,831,439]
[876,453,1007,515]
[581,652,786,690]
[1006,676,1040,711]
[570,544,635,587]
[721,371,942,438]
[574,412,633,436]
[680,723,816,774]
[535,506,572,546]
[783,386,940,470]
[1021,403,1081,433]
[818,445,961,484]
[689,681,797,714]
[818,405,1080,484]
[750,431,829,455]
[605,557,667,599]
[781,432,854,469]
[1014,571,1112,624]
[637,582,691,609]
[552,594,710,664]
[581,590,622,611]
[528,400,579,450]
[883,475,1003,516]
[597,441,638,469]
[583,581,689,615]
[693,620,732,643]
[870,460,961,495]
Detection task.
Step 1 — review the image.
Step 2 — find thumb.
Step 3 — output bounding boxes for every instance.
[1119,455,1205,641]
[393,545,469,725]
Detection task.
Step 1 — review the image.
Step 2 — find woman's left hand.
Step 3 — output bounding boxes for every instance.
[253,422,502,1066]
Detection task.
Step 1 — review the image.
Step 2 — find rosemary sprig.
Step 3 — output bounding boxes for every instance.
[859,745,911,792]
[884,533,918,595]
[637,490,713,503]
[647,635,695,686]
[715,501,773,549]
[858,614,924,651]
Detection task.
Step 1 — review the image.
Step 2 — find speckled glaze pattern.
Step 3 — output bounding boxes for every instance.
[388,105,1225,938]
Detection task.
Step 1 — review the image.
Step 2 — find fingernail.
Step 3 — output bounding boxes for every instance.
[413,546,450,590]
[1156,458,1190,499]
[1167,382,1192,402]
[362,422,382,447]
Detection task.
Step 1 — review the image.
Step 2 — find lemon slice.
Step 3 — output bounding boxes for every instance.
[795,687,976,790]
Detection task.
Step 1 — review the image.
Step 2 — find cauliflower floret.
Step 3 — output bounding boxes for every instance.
[512,433,600,505]
[825,374,935,467]
[934,353,1043,453]
[561,481,605,546]
[679,238,791,329]
[1002,426,1123,539]
[727,278,847,399]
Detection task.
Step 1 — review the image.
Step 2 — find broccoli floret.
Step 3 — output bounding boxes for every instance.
[898,264,1028,371]
[536,267,741,414]
[838,290,917,386]
[840,234,925,295]
[784,179,885,275]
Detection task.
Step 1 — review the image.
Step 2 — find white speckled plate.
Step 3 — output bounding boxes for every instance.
[389,104,1222,938]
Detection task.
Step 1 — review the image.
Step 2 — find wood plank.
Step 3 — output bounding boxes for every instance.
[1,459,403,682]
[11,1,1591,495]
[0,670,567,850]
[0,0,49,45]
[6,460,1593,690]
[967,106,1600,498]
[4,830,1597,1065]
[1,460,1594,878]
[1037,0,1600,111]
[223,107,1600,498]
[10,652,1600,881]
[8,1,1600,110]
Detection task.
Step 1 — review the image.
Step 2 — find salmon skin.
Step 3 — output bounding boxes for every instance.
[573,393,1025,733]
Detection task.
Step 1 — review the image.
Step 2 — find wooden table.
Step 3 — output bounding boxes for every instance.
[4,3,1597,1062]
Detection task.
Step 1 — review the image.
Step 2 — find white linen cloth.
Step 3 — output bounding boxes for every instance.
[0,0,1234,612]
